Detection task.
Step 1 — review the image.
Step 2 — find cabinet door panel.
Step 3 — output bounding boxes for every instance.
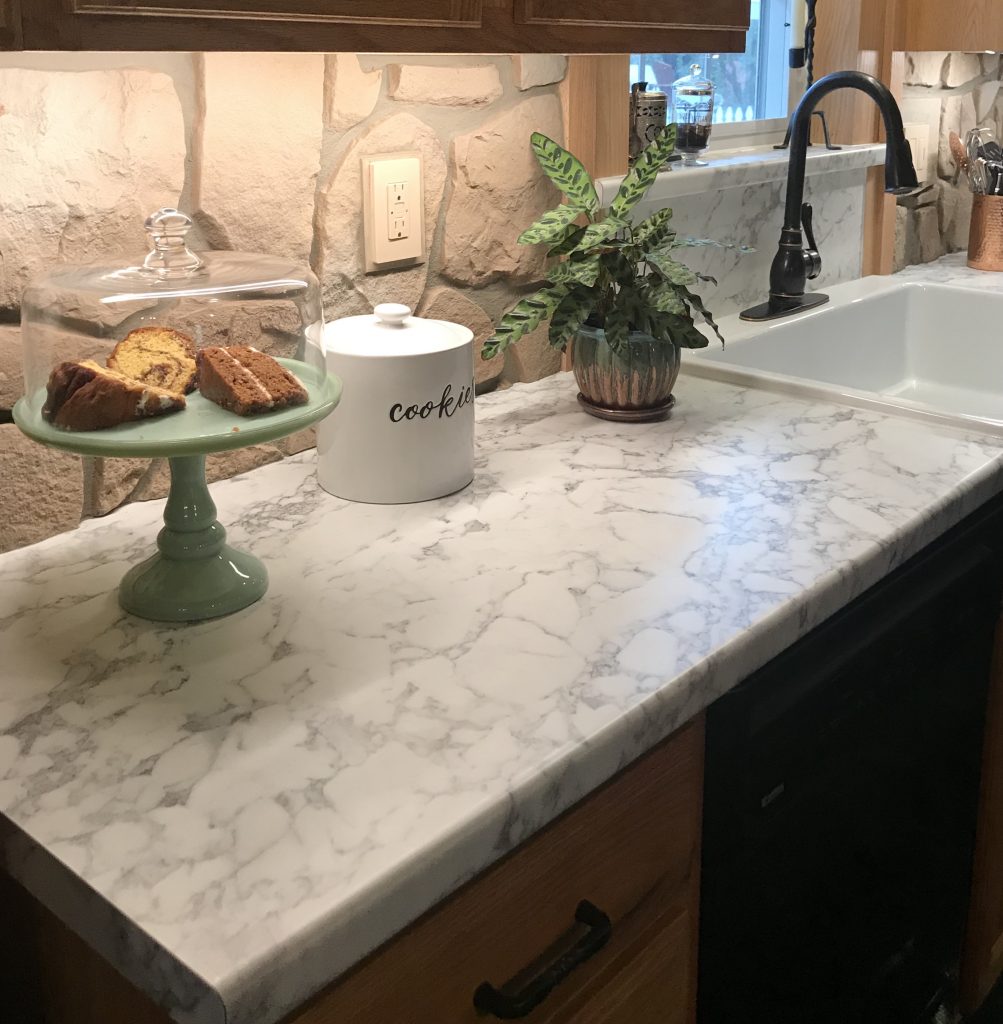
[70,0,480,26]
[0,0,21,48]
[516,0,747,30]
[961,614,1003,1012]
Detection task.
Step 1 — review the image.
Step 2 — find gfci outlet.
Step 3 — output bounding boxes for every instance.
[363,152,424,273]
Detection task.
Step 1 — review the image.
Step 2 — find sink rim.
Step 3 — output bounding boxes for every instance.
[683,277,1003,439]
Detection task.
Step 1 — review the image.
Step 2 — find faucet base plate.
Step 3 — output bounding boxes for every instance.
[740,292,830,323]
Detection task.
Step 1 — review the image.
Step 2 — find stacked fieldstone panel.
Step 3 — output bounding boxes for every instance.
[896,51,1003,270]
[0,53,568,552]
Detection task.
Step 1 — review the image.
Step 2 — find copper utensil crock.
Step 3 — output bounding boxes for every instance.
[968,193,1003,271]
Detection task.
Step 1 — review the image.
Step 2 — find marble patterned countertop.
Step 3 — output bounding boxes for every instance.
[4,269,1003,1023]
[896,250,1000,288]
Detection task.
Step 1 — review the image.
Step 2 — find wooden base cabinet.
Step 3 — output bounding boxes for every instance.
[10,716,704,1024]
[962,616,1003,1014]
[11,0,748,52]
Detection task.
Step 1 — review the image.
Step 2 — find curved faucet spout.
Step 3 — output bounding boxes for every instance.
[741,70,919,323]
[783,71,919,231]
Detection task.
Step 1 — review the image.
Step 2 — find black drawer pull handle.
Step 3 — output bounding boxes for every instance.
[472,900,612,1019]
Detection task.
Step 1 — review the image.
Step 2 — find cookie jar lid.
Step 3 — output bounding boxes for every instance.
[323,303,474,358]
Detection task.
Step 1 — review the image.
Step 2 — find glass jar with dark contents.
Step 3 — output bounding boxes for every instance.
[672,63,715,167]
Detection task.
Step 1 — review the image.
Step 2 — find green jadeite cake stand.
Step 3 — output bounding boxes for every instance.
[13,358,341,624]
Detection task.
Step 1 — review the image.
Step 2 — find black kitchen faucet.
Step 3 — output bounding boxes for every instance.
[741,70,919,323]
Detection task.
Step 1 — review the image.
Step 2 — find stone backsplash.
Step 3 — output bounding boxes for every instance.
[897,51,1003,269]
[0,52,569,553]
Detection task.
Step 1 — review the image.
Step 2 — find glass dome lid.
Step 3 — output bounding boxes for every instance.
[20,207,325,402]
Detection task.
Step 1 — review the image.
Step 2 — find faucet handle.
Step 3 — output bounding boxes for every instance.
[801,202,822,280]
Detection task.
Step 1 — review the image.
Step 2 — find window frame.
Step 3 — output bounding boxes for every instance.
[630,0,799,153]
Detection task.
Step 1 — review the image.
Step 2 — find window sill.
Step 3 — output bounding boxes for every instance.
[595,142,886,207]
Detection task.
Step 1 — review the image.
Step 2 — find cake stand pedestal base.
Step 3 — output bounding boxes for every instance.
[118,454,267,623]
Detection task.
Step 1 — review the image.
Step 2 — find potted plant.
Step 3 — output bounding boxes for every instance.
[483,127,748,421]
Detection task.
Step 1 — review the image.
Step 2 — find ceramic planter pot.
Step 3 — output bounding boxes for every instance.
[572,322,680,422]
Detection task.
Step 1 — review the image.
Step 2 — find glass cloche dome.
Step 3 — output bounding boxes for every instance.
[20,207,325,408]
[13,207,340,625]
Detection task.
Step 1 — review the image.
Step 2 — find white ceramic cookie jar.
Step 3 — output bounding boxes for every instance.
[318,303,475,503]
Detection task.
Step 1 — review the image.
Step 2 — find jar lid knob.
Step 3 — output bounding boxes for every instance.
[374,303,412,326]
[142,208,205,279]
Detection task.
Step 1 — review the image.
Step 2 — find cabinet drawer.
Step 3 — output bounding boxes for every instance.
[289,716,703,1024]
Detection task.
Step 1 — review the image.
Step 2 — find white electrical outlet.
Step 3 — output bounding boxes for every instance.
[363,153,424,273]
[904,123,930,180]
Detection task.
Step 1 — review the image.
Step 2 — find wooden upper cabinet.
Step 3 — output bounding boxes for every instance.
[897,0,1003,51]
[16,0,749,51]
[0,0,21,48]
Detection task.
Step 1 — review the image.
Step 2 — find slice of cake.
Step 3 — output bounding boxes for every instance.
[43,360,186,431]
[107,327,197,395]
[197,346,308,417]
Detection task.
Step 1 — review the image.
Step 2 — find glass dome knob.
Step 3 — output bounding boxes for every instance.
[142,208,205,279]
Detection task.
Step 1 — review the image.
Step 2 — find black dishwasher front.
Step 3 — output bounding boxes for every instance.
[700,512,1003,1024]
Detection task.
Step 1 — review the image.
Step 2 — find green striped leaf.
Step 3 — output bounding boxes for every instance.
[569,217,626,254]
[547,224,588,256]
[633,206,675,248]
[482,284,569,359]
[680,287,724,346]
[639,302,707,350]
[642,279,686,315]
[613,285,650,332]
[549,256,601,288]
[663,312,709,349]
[549,287,595,349]
[518,204,583,246]
[603,301,632,357]
[673,237,755,253]
[644,310,675,343]
[603,249,635,288]
[608,125,677,221]
[530,133,600,213]
[645,250,697,286]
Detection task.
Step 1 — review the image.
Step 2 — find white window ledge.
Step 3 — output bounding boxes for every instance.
[595,142,887,208]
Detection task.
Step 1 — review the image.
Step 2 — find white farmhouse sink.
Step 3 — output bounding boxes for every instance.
[683,278,1003,436]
